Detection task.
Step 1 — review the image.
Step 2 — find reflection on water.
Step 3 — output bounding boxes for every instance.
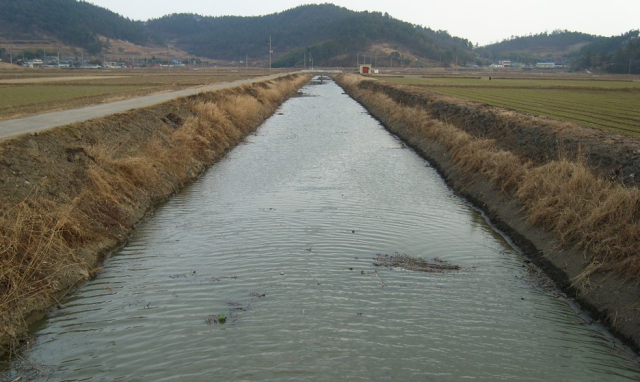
[4,78,640,381]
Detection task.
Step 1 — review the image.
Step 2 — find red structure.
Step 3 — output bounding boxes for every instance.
[359,64,372,74]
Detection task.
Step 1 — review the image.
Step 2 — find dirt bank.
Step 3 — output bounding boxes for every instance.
[335,74,640,352]
[0,73,311,357]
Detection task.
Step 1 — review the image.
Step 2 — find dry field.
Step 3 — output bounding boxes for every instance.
[377,74,640,136]
[0,67,286,120]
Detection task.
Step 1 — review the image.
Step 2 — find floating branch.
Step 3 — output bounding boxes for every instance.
[374,253,463,273]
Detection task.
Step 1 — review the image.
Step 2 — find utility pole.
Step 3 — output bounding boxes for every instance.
[268,35,272,75]
[9,50,12,64]
[630,58,633,75]
[246,53,248,69]
[304,51,306,70]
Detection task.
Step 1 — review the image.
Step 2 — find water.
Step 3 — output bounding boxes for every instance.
[4,78,640,381]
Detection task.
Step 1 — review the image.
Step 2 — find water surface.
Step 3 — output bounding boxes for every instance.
[4,78,640,381]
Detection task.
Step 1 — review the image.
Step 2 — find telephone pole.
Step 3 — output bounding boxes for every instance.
[268,36,272,75]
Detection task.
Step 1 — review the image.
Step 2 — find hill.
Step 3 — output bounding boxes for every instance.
[475,30,602,65]
[0,1,476,68]
[571,30,640,74]
[145,4,475,67]
[0,0,161,54]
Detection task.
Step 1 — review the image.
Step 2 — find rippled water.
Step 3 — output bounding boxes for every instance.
[4,78,640,381]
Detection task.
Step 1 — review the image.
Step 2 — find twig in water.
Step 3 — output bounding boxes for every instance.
[374,270,384,287]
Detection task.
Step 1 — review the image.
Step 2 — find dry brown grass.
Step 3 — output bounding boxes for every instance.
[337,73,640,280]
[0,73,311,354]
[518,160,640,272]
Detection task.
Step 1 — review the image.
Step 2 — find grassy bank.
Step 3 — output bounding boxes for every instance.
[335,73,640,349]
[0,73,311,356]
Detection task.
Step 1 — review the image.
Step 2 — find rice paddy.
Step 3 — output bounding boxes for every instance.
[379,75,640,136]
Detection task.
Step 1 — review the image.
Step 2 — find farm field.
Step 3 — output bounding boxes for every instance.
[0,68,277,120]
[379,75,640,136]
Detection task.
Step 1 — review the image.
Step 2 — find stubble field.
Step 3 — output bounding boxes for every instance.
[378,75,640,136]
[0,67,282,120]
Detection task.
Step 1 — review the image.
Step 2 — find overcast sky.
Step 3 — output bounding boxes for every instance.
[88,0,639,46]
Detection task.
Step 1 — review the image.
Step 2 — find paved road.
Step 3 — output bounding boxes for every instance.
[0,72,295,140]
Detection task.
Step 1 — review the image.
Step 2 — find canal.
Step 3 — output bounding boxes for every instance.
[4,77,640,381]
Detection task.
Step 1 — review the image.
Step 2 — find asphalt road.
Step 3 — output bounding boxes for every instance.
[0,72,295,141]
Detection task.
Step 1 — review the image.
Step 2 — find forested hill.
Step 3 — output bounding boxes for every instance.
[145,4,475,67]
[571,30,640,74]
[475,29,640,74]
[0,0,160,54]
[475,30,601,64]
[0,1,474,67]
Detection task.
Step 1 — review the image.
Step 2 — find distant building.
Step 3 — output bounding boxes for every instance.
[499,60,511,67]
[104,62,124,69]
[536,62,556,68]
[359,64,372,74]
[22,59,44,68]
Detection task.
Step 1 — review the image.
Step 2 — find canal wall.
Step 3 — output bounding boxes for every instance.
[335,74,640,352]
[0,74,311,356]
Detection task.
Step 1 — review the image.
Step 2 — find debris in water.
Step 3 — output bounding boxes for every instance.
[251,292,266,298]
[374,253,462,273]
[206,314,227,325]
[212,276,239,282]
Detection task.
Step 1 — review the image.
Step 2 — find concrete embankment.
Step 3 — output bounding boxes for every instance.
[0,73,311,356]
[335,74,640,352]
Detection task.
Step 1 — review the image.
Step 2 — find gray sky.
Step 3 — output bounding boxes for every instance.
[88,0,639,46]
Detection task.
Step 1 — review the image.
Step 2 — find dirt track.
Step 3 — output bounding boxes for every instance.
[0,72,297,140]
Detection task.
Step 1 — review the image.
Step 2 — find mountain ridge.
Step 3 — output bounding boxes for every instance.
[0,0,637,72]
